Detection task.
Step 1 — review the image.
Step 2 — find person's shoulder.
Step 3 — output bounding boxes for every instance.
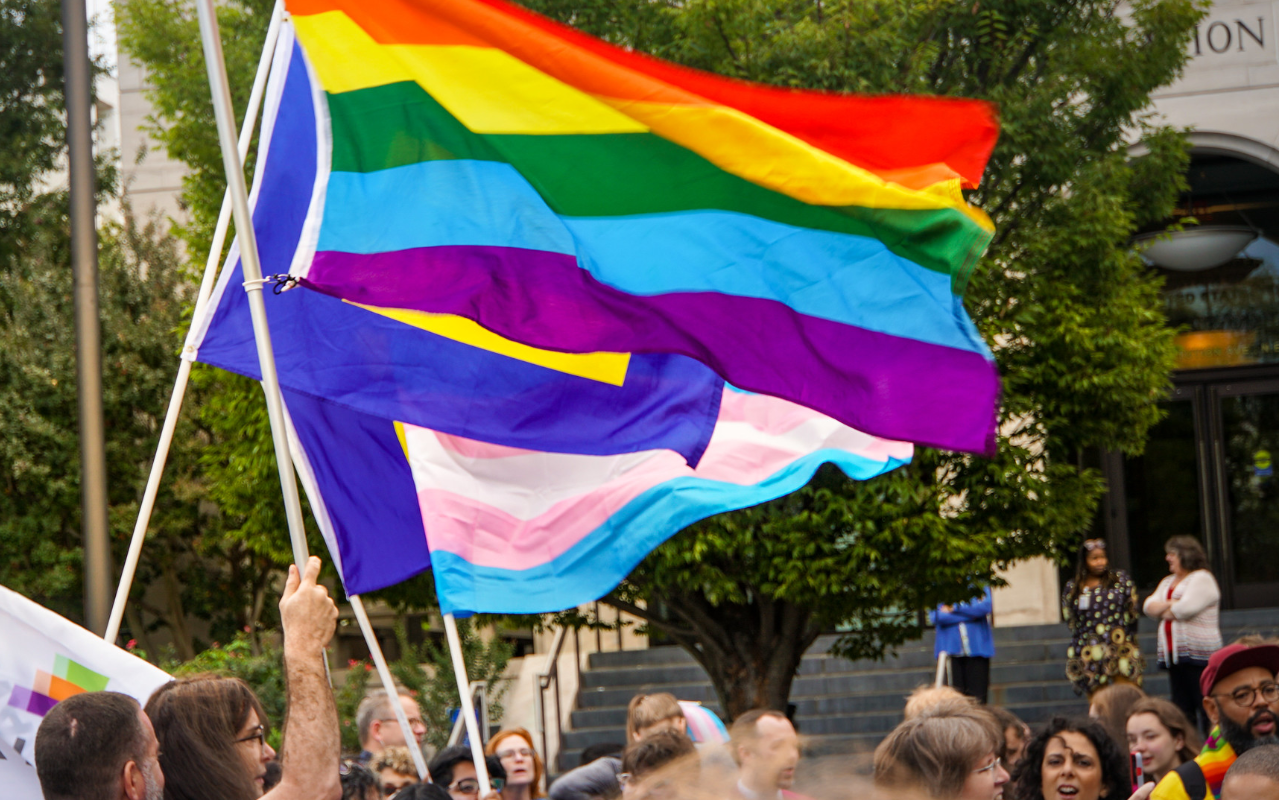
[547,756,621,799]
[1150,768,1193,800]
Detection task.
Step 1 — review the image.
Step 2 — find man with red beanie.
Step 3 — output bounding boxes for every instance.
[1151,637,1278,800]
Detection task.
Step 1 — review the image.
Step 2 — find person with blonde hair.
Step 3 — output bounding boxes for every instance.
[1126,697,1202,787]
[904,685,975,720]
[626,693,686,742]
[372,747,419,796]
[874,703,1009,800]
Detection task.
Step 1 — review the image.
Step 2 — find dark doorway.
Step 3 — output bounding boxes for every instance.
[1105,367,1278,609]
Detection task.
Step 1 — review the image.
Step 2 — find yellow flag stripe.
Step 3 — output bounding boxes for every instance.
[348,302,631,386]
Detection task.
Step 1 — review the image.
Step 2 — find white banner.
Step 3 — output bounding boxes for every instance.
[0,584,170,797]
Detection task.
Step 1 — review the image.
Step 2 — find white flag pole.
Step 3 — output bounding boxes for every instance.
[103,0,286,645]
[348,595,432,781]
[443,612,493,795]
[194,0,309,568]
[194,0,309,570]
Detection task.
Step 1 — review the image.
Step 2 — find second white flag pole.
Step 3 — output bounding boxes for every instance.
[191,2,488,784]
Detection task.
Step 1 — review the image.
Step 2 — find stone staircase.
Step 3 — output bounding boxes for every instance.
[558,607,1277,772]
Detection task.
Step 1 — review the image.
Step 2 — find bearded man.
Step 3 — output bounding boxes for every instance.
[1152,638,1278,800]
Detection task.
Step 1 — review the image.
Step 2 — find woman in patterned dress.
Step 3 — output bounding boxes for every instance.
[1062,538,1145,697]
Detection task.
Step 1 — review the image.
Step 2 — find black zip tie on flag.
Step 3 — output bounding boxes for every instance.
[268,274,299,295]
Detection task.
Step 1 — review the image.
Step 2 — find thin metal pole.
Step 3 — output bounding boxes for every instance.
[443,613,492,795]
[103,0,284,644]
[195,0,308,569]
[349,596,430,781]
[63,0,111,636]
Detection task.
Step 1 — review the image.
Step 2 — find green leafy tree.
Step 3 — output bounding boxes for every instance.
[170,633,288,750]
[0,0,69,271]
[521,0,1195,717]
[0,197,288,657]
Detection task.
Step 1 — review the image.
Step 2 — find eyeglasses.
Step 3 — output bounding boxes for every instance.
[973,757,1003,774]
[1083,540,1106,552]
[1215,682,1279,708]
[448,777,507,795]
[377,717,426,728]
[233,725,266,747]
[496,747,534,760]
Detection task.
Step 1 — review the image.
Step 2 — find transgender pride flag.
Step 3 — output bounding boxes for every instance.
[282,385,909,613]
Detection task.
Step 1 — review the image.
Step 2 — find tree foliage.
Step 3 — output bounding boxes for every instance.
[0,0,68,270]
[519,0,1197,717]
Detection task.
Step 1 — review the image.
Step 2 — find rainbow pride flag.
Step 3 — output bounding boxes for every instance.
[192,33,724,465]
[277,0,1003,456]
[284,384,910,611]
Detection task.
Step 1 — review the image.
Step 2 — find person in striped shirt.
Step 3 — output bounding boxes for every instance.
[1151,639,1277,800]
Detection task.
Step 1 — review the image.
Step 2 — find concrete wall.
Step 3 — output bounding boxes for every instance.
[116,57,189,226]
[1150,0,1278,160]
[992,557,1062,627]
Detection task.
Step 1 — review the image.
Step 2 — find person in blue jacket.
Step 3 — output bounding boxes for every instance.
[933,587,995,704]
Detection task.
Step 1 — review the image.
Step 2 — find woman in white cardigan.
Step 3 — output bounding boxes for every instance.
[1143,535,1222,733]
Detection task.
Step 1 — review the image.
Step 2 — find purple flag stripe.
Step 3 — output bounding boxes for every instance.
[7,685,58,716]
[304,246,1000,455]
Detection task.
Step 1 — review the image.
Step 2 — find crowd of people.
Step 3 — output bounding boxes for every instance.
[29,553,1278,800]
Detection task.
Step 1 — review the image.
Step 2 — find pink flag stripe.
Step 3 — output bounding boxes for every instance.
[409,416,904,520]
[407,389,911,571]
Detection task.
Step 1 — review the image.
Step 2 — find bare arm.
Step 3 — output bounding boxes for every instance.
[264,557,341,800]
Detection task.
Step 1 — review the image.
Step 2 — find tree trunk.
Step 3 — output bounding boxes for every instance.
[604,593,823,721]
[161,558,196,661]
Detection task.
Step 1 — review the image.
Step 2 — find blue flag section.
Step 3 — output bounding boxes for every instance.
[283,389,431,594]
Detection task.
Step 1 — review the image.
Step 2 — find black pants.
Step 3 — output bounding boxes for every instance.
[950,656,991,704]
[1168,661,1209,735]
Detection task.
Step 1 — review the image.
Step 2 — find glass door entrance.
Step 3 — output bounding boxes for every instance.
[1215,384,1279,607]
[1113,369,1278,608]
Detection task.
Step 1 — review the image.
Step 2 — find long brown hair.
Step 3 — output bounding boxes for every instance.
[1090,683,1146,753]
[1126,697,1202,763]
[485,727,546,798]
[144,674,268,800]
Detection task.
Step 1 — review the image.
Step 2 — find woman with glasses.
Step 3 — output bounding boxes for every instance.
[485,728,546,800]
[1009,717,1129,800]
[873,703,1011,800]
[1063,539,1145,698]
[1143,536,1222,733]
